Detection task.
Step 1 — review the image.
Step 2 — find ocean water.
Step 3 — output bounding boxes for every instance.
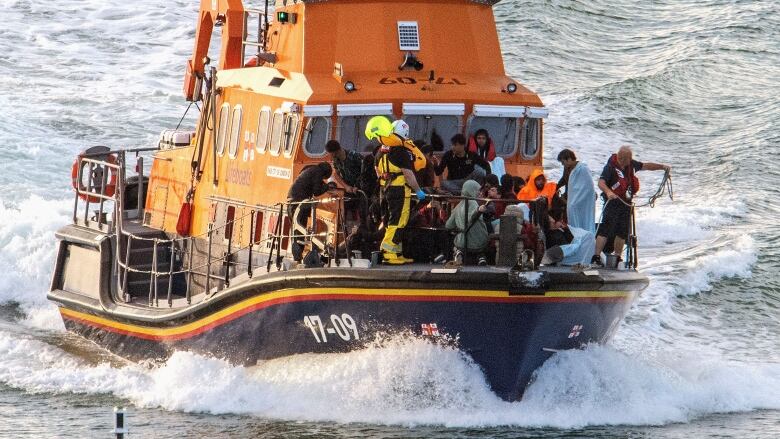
[0,0,778,437]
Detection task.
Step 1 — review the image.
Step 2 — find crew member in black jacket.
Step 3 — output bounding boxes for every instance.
[286,162,332,262]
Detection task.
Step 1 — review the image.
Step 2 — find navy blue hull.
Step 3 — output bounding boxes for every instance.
[61,288,635,400]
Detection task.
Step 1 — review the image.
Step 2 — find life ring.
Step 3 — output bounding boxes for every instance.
[71,153,118,203]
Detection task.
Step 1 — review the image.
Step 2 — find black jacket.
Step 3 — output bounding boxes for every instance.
[287,166,330,201]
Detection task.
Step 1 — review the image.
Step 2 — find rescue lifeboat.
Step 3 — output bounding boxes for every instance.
[48,0,649,401]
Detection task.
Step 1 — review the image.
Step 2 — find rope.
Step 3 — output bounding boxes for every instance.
[175,101,195,131]
[636,169,674,208]
[613,169,674,208]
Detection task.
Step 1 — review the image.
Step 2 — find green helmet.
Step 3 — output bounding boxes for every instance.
[364,116,393,140]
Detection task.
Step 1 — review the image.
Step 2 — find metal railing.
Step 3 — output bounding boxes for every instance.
[73,150,643,309]
[242,7,276,64]
[72,147,155,233]
[114,195,348,308]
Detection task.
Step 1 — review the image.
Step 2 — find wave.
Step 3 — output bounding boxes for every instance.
[0,196,70,330]
[1,332,778,428]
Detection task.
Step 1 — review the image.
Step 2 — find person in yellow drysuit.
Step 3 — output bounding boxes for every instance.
[366,117,426,265]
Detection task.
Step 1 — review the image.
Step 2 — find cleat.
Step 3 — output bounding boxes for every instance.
[591,255,604,268]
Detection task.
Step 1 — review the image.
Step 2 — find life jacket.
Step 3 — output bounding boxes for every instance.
[468,135,496,162]
[517,169,557,207]
[375,135,427,188]
[607,154,640,201]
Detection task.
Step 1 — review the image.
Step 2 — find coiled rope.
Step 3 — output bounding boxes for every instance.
[613,169,674,208]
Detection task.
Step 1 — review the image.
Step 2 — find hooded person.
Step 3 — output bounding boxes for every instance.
[516,169,557,207]
[446,180,489,264]
[557,149,597,234]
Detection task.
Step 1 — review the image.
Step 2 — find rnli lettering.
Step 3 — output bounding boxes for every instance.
[266,166,292,180]
[303,314,359,343]
[379,77,466,85]
[226,166,253,186]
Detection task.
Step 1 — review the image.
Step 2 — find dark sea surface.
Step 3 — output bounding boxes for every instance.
[0,0,778,437]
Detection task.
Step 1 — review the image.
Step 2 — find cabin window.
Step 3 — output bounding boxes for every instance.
[521,118,540,158]
[256,107,271,153]
[303,117,331,157]
[283,113,300,158]
[216,103,231,156]
[338,115,387,152]
[228,106,243,159]
[269,111,284,156]
[468,116,519,157]
[404,115,460,151]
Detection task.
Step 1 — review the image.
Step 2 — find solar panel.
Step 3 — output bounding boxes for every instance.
[397,21,420,51]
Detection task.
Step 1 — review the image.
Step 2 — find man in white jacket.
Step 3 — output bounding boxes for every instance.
[557,148,596,234]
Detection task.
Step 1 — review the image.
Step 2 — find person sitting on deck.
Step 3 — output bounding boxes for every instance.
[500,174,517,200]
[468,129,496,162]
[542,209,596,266]
[286,162,333,263]
[517,169,558,207]
[340,200,385,259]
[512,175,525,195]
[469,128,508,179]
[446,180,489,266]
[434,134,491,194]
[478,177,501,233]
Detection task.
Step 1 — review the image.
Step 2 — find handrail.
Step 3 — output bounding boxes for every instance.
[76,150,633,309]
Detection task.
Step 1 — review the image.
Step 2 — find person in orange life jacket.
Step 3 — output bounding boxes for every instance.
[592,145,670,266]
[434,134,491,194]
[516,169,558,207]
[468,129,497,162]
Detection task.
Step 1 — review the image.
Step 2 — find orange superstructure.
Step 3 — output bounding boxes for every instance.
[146,0,548,247]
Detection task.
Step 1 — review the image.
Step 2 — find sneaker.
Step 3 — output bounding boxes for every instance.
[453,249,463,265]
[477,256,488,266]
[433,254,446,264]
[591,255,604,268]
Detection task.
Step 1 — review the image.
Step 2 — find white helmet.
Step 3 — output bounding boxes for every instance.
[392,120,410,139]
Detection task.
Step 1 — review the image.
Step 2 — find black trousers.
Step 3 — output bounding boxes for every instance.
[287,202,311,262]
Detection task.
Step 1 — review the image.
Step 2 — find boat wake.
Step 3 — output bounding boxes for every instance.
[0,330,778,428]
